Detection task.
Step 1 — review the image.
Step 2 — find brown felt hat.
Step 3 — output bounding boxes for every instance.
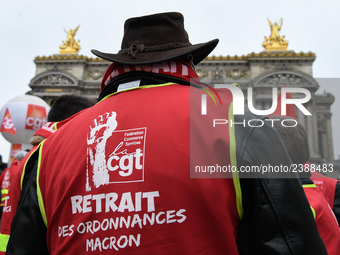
[91,12,219,65]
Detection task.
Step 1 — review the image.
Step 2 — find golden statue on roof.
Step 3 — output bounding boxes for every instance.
[262,18,288,51]
[59,25,81,54]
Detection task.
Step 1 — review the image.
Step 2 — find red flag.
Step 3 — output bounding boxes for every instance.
[270,90,297,119]
[0,108,17,135]
[10,144,22,162]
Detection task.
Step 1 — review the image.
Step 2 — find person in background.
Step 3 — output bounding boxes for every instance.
[0,94,95,254]
[311,169,340,225]
[273,115,340,255]
[7,12,326,255]
[0,150,27,223]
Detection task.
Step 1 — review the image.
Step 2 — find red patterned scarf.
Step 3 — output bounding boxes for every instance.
[100,59,199,91]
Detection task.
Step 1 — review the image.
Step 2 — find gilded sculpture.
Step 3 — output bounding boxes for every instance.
[262,18,288,51]
[59,25,81,54]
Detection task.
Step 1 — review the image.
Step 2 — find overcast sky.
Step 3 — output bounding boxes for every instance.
[0,0,339,162]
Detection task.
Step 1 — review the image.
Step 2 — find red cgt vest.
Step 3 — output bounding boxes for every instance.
[311,171,339,208]
[303,183,340,255]
[36,84,242,254]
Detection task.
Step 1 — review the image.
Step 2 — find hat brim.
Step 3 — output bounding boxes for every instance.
[91,39,219,65]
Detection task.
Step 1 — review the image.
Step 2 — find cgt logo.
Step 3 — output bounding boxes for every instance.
[25,104,47,131]
[0,108,16,135]
[86,112,146,191]
[107,144,143,177]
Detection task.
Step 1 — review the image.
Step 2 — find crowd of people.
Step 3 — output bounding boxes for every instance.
[0,11,339,255]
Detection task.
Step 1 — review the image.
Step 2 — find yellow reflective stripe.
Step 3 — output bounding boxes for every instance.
[229,101,243,219]
[0,233,10,252]
[54,122,59,131]
[36,140,47,227]
[303,184,317,188]
[310,206,316,219]
[302,184,317,219]
[1,197,8,202]
[1,189,8,195]
[99,82,176,102]
[20,145,42,190]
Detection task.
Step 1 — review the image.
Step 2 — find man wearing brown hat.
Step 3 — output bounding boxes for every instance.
[7,12,326,254]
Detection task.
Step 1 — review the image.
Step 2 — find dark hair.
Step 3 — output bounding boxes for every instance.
[47,95,96,122]
[272,116,310,165]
